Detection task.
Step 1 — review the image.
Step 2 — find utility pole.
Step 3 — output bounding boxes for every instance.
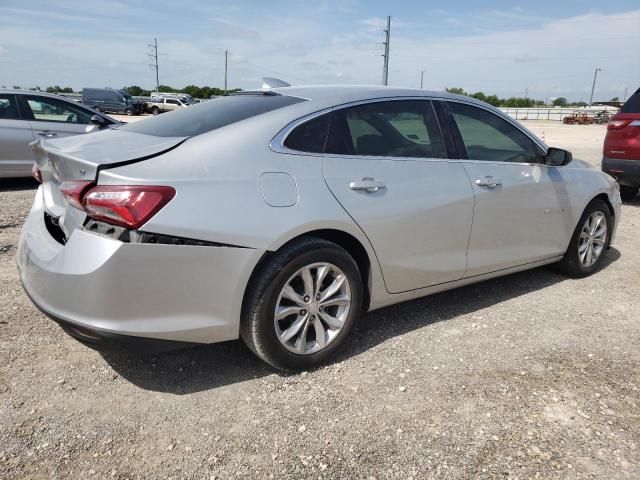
[420,70,425,89]
[589,67,601,106]
[224,49,228,95]
[148,38,159,93]
[623,87,629,102]
[381,16,391,86]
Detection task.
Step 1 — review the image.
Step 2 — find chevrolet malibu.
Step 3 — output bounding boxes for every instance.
[17,86,621,371]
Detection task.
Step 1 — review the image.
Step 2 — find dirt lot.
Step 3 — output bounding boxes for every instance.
[1,121,638,479]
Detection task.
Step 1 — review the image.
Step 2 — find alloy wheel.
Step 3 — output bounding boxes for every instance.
[578,211,607,267]
[274,262,352,355]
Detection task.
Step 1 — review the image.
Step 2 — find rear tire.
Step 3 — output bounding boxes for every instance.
[125,108,133,116]
[241,237,363,371]
[152,106,160,115]
[620,185,638,202]
[555,199,612,278]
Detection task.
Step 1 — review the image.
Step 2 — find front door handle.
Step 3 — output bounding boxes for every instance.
[475,176,502,188]
[37,131,58,138]
[349,177,386,193]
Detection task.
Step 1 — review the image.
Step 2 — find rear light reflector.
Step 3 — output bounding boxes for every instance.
[60,181,94,210]
[32,164,42,183]
[608,119,631,129]
[82,185,176,229]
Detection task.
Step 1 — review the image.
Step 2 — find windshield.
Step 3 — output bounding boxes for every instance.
[119,91,133,105]
[120,94,305,137]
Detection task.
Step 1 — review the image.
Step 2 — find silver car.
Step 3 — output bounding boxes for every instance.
[17,86,621,370]
[0,90,117,178]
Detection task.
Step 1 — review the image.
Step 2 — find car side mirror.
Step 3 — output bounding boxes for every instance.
[545,147,572,167]
[90,114,108,129]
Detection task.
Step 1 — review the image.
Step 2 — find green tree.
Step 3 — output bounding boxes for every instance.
[446,87,467,95]
[609,96,619,102]
[123,85,144,96]
[484,95,501,107]
[61,87,73,93]
[183,85,202,98]
[552,97,568,107]
[12,85,21,90]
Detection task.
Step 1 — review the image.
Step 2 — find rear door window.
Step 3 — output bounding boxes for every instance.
[620,89,640,113]
[325,100,446,158]
[121,94,305,137]
[0,94,20,120]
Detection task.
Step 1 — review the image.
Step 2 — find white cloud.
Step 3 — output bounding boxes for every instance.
[0,4,636,102]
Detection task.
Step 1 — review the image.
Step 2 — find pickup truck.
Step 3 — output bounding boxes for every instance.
[144,97,190,115]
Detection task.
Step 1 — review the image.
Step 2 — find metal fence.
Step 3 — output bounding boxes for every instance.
[500,106,619,121]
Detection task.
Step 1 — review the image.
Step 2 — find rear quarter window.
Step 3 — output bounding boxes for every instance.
[284,113,331,153]
[121,94,306,137]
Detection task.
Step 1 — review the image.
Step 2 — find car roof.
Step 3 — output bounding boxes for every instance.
[271,84,483,107]
[0,89,78,100]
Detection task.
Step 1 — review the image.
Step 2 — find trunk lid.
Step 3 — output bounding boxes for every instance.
[33,128,186,183]
[32,128,186,239]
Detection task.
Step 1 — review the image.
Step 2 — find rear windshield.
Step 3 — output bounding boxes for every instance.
[120,94,305,137]
[620,89,640,114]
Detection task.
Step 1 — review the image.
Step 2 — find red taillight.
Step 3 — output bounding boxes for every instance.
[608,119,631,130]
[60,181,94,210]
[82,185,176,229]
[32,164,42,183]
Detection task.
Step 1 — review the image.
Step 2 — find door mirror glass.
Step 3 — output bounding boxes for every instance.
[546,147,572,166]
[90,114,108,128]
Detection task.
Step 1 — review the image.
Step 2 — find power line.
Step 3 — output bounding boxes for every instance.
[224,49,228,95]
[148,37,159,92]
[382,16,391,86]
[589,67,602,105]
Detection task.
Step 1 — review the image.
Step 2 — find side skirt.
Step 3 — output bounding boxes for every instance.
[368,256,564,311]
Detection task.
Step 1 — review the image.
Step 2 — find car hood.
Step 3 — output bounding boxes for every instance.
[33,128,187,182]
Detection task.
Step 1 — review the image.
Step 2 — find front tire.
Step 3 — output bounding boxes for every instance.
[620,185,638,202]
[151,106,160,115]
[556,199,612,277]
[241,237,363,371]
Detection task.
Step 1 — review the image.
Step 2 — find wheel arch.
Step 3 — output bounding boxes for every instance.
[593,192,615,220]
[244,228,374,313]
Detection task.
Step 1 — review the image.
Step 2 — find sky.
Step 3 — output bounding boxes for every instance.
[0,0,638,101]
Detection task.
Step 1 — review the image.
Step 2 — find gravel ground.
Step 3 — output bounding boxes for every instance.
[1,122,638,479]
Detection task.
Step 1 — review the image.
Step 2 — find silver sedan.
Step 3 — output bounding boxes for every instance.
[17,86,621,370]
[0,89,117,178]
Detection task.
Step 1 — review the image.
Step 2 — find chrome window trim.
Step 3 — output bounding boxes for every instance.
[270,95,548,164]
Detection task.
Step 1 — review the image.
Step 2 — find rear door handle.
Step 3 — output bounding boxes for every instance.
[37,131,57,138]
[349,178,386,193]
[475,176,502,188]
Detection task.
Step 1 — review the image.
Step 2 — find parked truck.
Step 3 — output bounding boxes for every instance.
[144,97,191,115]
